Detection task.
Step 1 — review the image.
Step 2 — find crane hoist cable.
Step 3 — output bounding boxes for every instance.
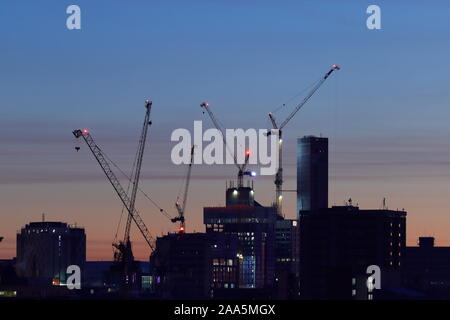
[200,102,255,188]
[271,77,323,115]
[73,127,155,250]
[102,149,173,221]
[73,100,156,254]
[114,142,139,244]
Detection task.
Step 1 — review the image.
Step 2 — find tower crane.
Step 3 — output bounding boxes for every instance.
[171,145,195,233]
[268,64,340,216]
[122,100,152,256]
[72,100,154,288]
[200,102,255,188]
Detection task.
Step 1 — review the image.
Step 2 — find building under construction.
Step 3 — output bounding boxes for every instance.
[204,184,277,291]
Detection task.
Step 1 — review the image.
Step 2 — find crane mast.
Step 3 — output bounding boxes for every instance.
[172,145,195,233]
[123,100,152,245]
[269,64,340,216]
[200,102,253,188]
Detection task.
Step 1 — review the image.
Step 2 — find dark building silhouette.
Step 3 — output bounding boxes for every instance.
[150,232,239,299]
[274,217,300,299]
[16,221,86,286]
[404,237,450,298]
[0,258,24,288]
[299,205,406,300]
[204,185,277,291]
[297,136,328,213]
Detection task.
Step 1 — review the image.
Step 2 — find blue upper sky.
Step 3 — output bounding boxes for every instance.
[2,0,449,131]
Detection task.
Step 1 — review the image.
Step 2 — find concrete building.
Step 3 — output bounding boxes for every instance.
[297,136,328,213]
[16,221,86,286]
[299,205,407,300]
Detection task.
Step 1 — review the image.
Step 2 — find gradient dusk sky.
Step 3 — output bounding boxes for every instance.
[1,1,450,261]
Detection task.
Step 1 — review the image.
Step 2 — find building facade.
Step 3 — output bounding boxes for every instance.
[299,205,406,299]
[204,186,277,290]
[274,217,300,298]
[297,136,328,213]
[404,237,450,298]
[150,232,239,299]
[16,221,86,286]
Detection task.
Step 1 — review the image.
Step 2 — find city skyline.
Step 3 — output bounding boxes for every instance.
[2,0,450,261]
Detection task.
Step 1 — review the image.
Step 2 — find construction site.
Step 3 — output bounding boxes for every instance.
[62,64,340,299]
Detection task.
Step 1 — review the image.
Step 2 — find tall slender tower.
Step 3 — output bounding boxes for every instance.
[297,136,328,216]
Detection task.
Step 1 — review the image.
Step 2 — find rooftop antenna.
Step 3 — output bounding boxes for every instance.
[42,212,45,222]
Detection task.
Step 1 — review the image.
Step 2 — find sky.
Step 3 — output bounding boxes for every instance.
[1,0,450,260]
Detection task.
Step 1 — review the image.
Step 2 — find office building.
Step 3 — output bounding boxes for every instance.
[16,221,86,286]
[297,136,328,214]
[299,205,406,299]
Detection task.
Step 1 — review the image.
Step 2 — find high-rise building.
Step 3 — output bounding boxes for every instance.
[297,136,328,214]
[204,185,277,290]
[299,205,407,300]
[16,221,86,285]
